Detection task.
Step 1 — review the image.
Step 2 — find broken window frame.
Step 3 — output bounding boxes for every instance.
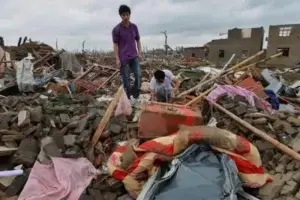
[277,47,290,57]
[241,28,252,38]
[279,27,292,37]
[219,50,225,58]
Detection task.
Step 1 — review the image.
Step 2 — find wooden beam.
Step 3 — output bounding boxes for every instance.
[74,65,96,82]
[185,85,216,106]
[32,49,51,67]
[100,70,119,87]
[177,50,265,98]
[91,86,123,146]
[207,98,300,161]
[228,52,283,74]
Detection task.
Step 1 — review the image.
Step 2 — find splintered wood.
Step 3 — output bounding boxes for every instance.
[91,86,123,147]
[207,98,300,161]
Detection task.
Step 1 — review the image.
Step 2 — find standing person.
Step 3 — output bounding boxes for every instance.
[150,69,180,102]
[112,5,142,105]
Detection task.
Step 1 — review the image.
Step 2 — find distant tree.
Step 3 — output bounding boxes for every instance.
[0,37,4,47]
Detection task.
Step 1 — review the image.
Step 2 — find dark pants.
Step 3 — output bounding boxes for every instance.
[156,88,171,102]
[120,57,141,99]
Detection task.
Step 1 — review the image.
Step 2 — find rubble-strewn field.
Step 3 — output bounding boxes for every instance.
[1,41,300,200]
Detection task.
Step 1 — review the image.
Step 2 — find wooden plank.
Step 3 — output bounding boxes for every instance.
[207,98,300,161]
[177,50,265,98]
[32,49,51,67]
[185,85,216,106]
[74,65,96,82]
[228,52,283,74]
[91,86,123,146]
[100,70,119,87]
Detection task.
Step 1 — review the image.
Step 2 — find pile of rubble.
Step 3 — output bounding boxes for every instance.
[0,93,135,199]
[206,94,300,200]
[2,37,300,200]
[4,40,54,61]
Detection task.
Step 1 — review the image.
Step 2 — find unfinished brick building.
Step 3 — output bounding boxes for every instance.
[206,27,264,66]
[266,23,300,67]
[183,46,208,59]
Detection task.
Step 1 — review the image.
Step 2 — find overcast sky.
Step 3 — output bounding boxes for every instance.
[1,0,299,51]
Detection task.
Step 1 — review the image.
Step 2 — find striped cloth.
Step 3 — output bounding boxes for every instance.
[108,126,272,198]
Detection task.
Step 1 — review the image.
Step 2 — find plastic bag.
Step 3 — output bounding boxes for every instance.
[16,58,36,92]
[115,89,132,116]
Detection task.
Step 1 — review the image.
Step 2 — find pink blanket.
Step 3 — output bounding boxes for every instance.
[19,157,98,200]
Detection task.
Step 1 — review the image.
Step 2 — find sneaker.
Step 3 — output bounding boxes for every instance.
[130,96,139,106]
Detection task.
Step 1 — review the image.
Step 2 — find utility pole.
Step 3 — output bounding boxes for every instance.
[82,40,86,53]
[56,38,59,50]
[161,30,168,55]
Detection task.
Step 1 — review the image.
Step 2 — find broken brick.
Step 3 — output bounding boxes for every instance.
[109,124,122,135]
[60,114,71,125]
[233,105,247,116]
[284,126,298,135]
[5,170,29,196]
[79,194,94,200]
[13,138,39,166]
[17,110,30,127]
[63,134,77,147]
[0,113,12,129]
[66,121,79,129]
[30,106,43,123]
[287,116,300,127]
[88,188,105,200]
[43,142,62,158]
[74,116,89,134]
[1,134,24,142]
[259,174,285,200]
[280,181,298,195]
[64,145,82,158]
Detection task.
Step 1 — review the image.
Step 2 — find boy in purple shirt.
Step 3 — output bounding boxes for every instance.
[112,5,142,104]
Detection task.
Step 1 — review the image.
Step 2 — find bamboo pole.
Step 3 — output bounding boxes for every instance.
[74,64,96,82]
[185,85,216,106]
[226,50,265,72]
[228,52,283,74]
[178,50,265,97]
[207,98,300,161]
[91,86,123,146]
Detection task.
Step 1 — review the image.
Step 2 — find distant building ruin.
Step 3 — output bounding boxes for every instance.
[266,23,300,67]
[183,46,208,59]
[206,27,264,66]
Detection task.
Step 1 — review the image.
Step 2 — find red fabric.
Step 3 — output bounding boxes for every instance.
[228,154,264,174]
[235,136,251,155]
[138,140,175,156]
[112,169,129,181]
[188,131,205,144]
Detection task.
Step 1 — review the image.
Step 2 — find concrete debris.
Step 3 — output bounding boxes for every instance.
[0,35,300,200]
[211,93,300,200]
[63,134,77,147]
[17,110,30,127]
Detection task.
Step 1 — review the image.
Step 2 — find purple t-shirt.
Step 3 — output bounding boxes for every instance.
[112,23,140,62]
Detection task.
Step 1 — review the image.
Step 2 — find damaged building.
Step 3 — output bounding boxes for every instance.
[183,46,208,59]
[206,27,264,66]
[266,23,300,67]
